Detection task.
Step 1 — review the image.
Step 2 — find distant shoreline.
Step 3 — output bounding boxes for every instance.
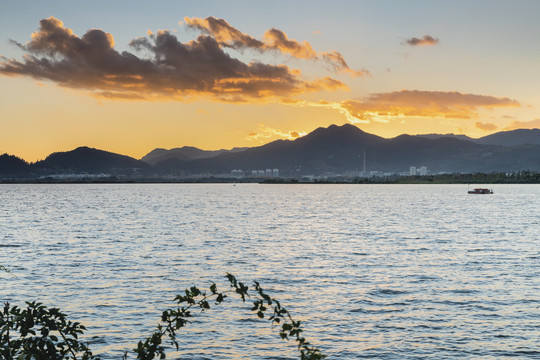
[1,172,539,185]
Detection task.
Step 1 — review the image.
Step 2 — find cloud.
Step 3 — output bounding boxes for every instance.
[0,17,347,102]
[475,122,498,131]
[184,16,368,77]
[184,16,264,49]
[247,124,306,141]
[405,35,439,46]
[504,118,540,130]
[335,90,520,122]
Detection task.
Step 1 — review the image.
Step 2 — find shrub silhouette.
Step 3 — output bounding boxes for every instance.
[1,273,325,359]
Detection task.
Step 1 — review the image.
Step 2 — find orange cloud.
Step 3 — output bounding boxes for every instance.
[184,16,264,49]
[0,17,347,102]
[184,16,368,77]
[262,28,318,58]
[504,118,540,130]
[405,35,439,46]
[337,90,520,122]
[246,125,306,141]
[475,122,498,131]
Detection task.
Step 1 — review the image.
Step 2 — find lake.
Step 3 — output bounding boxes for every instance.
[1,184,539,359]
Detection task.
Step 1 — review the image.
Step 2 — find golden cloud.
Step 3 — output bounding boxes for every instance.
[337,90,520,122]
[475,122,498,131]
[246,125,306,141]
[0,17,347,102]
[504,118,540,130]
[184,16,369,77]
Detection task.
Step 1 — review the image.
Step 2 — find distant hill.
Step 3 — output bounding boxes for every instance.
[152,124,385,174]
[152,124,540,175]
[2,126,540,179]
[0,154,29,176]
[33,146,151,175]
[415,133,474,141]
[141,146,248,166]
[416,128,540,146]
[475,129,540,146]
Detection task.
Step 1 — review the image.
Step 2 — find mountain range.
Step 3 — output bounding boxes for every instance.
[416,128,540,146]
[141,146,248,166]
[1,124,540,178]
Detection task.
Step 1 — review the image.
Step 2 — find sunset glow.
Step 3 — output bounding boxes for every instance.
[1,1,539,161]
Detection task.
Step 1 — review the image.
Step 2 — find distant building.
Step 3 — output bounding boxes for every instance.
[231,169,244,178]
[409,166,417,176]
[272,169,279,177]
[418,166,428,176]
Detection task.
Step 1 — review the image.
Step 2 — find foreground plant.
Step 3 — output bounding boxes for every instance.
[0,301,97,359]
[1,274,325,359]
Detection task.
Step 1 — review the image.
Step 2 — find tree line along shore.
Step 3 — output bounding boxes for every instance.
[0,171,539,184]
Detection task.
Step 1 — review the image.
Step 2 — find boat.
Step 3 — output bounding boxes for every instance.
[468,188,493,194]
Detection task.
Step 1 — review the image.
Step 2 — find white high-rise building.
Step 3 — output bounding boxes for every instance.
[409,166,417,176]
[418,166,427,176]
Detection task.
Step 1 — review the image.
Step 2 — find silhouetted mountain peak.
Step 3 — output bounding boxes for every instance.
[297,123,384,150]
[44,146,115,160]
[0,153,29,175]
[35,146,149,174]
[308,123,367,137]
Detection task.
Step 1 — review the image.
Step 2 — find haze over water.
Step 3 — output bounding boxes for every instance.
[1,184,539,359]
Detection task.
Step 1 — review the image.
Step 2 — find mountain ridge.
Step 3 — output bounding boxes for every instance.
[141,146,248,166]
[415,128,540,146]
[148,125,540,175]
[2,125,540,178]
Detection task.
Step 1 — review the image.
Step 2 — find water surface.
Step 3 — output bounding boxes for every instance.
[1,184,539,359]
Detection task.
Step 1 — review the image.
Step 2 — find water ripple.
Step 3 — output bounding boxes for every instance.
[1,183,539,359]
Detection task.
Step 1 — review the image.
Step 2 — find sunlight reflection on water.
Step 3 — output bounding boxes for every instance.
[1,184,539,359]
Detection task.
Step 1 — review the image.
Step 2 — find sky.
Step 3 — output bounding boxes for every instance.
[1,0,539,162]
